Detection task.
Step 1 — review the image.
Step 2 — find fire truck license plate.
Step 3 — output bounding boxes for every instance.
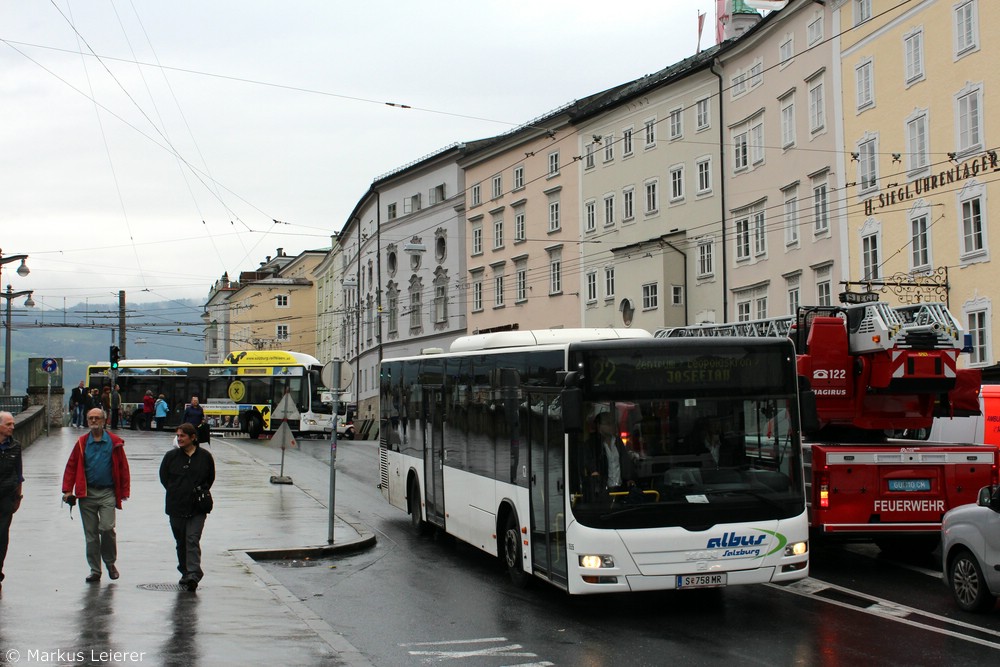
[677,573,727,589]
[887,479,931,492]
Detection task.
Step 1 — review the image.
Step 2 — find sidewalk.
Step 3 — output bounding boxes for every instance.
[2,426,375,666]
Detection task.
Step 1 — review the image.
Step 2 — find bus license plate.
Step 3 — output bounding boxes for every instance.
[677,573,727,589]
[887,479,931,492]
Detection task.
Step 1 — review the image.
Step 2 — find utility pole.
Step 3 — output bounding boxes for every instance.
[118,290,127,359]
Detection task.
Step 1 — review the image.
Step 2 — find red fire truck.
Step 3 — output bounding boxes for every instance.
[657,300,997,550]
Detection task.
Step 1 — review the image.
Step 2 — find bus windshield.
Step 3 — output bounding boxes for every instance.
[567,341,804,530]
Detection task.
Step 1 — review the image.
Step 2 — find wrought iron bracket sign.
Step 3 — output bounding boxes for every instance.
[840,266,949,306]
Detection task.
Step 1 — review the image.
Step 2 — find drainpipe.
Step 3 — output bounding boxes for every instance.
[711,58,729,321]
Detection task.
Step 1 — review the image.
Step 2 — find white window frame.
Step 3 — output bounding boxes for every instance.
[548,199,560,232]
[697,238,714,278]
[604,134,614,162]
[514,210,526,242]
[910,207,931,271]
[586,271,598,303]
[645,179,659,215]
[807,16,823,45]
[965,306,990,366]
[472,224,483,255]
[905,110,930,174]
[956,84,983,155]
[604,266,615,299]
[735,215,751,261]
[862,231,881,280]
[669,108,683,140]
[603,194,615,227]
[472,274,483,312]
[784,188,799,247]
[671,285,683,306]
[275,294,289,308]
[954,0,979,58]
[753,210,766,257]
[494,271,505,308]
[696,99,710,131]
[548,250,562,295]
[808,74,825,134]
[585,200,596,233]
[670,166,684,202]
[493,215,504,250]
[585,144,595,170]
[854,0,872,26]
[491,174,502,199]
[749,61,763,88]
[855,58,874,111]
[816,266,832,307]
[904,27,924,85]
[780,94,795,149]
[471,184,481,207]
[779,37,794,66]
[644,118,656,148]
[276,324,289,341]
[858,135,878,192]
[750,118,765,165]
[733,130,749,171]
[513,165,525,190]
[623,187,635,221]
[622,126,634,156]
[697,158,712,194]
[812,175,830,235]
[642,283,659,311]
[959,186,987,260]
[515,262,527,303]
[548,151,560,176]
[434,284,448,324]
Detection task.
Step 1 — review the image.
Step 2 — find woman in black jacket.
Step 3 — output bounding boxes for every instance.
[159,422,215,591]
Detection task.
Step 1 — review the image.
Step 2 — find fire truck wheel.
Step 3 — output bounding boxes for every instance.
[949,548,997,613]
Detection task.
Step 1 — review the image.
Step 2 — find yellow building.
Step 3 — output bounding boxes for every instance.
[838,0,998,373]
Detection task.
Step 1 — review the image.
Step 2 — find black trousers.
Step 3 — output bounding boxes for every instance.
[0,510,13,582]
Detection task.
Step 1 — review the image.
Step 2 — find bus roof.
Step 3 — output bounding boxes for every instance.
[449,328,652,353]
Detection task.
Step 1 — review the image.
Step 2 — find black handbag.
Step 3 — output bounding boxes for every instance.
[192,485,213,514]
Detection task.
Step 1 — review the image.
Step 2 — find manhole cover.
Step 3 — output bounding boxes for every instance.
[137,583,190,592]
[272,559,324,568]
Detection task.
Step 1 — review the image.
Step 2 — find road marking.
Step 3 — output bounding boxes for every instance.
[400,637,549,663]
[771,578,1000,650]
[841,543,943,579]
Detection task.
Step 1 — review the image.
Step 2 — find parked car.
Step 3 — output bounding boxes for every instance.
[336,414,355,440]
[941,485,1000,612]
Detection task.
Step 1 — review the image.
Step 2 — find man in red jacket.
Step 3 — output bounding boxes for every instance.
[62,408,131,583]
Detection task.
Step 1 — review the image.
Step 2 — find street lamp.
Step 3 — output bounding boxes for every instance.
[1,284,34,396]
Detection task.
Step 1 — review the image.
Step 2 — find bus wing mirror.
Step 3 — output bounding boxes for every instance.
[797,375,820,435]
[561,387,582,433]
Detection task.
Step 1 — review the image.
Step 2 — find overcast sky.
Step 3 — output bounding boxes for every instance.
[2,0,718,312]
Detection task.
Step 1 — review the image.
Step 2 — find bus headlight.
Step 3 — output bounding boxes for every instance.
[784,541,808,557]
[579,554,615,569]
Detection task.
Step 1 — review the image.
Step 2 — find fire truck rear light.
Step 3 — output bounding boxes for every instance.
[819,486,829,508]
[872,335,881,344]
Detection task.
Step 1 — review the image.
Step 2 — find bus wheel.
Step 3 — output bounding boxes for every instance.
[248,415,263,439]
[408,481,427,535]
[502,512,529,588]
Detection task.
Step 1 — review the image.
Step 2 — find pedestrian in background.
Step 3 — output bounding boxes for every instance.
[61,408,131,583]
[70,381,86,427]
[142,390,155,431]
[110,385,121,430]
[183,396,210,445]
[154,394,169,430]
[0,411,24,593]
[159,422,215,591]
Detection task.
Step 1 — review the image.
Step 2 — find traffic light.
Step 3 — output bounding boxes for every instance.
[110,345,120,370]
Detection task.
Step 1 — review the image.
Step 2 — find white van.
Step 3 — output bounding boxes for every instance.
[925,384,1000,445]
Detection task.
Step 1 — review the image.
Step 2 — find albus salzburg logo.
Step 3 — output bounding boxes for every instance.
[705,529,786,558]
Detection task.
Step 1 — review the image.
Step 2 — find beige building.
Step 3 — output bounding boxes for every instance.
[573,48,725,330]
[226,249,325,355]
[718,0,848,322]
[459,103,591,333]
[837,0,999,374]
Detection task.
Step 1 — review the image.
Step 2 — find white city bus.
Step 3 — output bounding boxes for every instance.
[378,329,809,595]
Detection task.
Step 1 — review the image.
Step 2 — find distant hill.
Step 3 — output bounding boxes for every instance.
[7,298,203,395]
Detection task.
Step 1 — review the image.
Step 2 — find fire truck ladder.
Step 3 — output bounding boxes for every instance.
[655,301,963,353]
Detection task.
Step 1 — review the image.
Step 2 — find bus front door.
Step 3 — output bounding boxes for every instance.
[422,387,446,529]
[529,393,568,587]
